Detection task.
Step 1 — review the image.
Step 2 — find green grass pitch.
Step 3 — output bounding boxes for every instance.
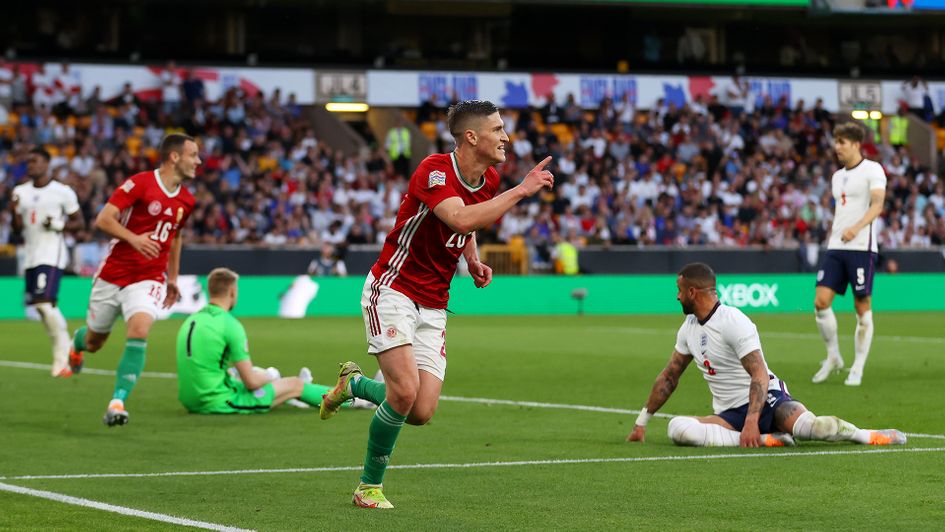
[1,312,943,530]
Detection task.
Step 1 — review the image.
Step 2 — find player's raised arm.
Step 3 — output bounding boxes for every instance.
[627,350,692,442]
[432,156,554,235]
[95,203,161,259]
[738,350,768,448]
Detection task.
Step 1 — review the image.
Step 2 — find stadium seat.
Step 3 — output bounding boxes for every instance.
[420,121,438,141]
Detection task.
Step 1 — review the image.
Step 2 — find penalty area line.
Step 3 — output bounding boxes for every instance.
[4,447,945,482]
[0,481,253,531]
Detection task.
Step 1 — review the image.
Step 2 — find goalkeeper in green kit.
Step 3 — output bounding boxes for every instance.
[176,267,370,414]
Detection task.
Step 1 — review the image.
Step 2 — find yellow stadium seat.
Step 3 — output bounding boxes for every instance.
[420,121,438,141]
[127,137,142,156]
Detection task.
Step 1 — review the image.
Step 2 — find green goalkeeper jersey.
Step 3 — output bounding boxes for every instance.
[176,303,251,411]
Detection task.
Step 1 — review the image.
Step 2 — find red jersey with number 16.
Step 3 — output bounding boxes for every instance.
[370,152,500,308]
[96,170,195,287]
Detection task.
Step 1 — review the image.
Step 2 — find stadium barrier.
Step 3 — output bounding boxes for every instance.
[1,273,943,320]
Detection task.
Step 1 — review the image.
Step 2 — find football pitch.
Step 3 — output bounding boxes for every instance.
[1,312,943,530]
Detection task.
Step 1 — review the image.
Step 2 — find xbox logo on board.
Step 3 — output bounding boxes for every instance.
[718,283,780,308]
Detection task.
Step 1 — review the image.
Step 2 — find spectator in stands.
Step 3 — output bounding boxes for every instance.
[416,94,440,124]
[182,69,205,106]
[160,61,182,116]
[901,76,929,119]
[385,115,412,179]
[561,93,582,125]
[889,106,910,148]
[308,243,347,276]
[541,95,562,125]
[552,229,581,275]
[723,74,750,119]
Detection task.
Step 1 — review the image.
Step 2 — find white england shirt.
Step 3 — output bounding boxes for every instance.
[12,180,80,269]
[674,302,784,414]
[828,159,886,252]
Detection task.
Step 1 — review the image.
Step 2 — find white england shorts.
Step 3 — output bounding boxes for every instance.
[361,273,448,381]
[87,278,164,333]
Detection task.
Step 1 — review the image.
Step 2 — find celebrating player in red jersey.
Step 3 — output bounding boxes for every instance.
[319,100,555,509]
[70,134,199,426]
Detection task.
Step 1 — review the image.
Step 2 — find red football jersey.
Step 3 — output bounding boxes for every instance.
[371,152,500,308]
[96,170,195,287]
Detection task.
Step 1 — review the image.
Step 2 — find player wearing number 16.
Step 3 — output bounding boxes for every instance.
[70,134,198,426]
[319,100,555,509]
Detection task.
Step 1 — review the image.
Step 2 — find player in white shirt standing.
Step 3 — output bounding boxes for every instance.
[10,148,85,376]
[627,263,905,448]
[812,123,887,386]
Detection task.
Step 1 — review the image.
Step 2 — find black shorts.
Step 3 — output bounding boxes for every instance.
[24,265,64,305]
[718,381,793,433]
[816,249,878,297]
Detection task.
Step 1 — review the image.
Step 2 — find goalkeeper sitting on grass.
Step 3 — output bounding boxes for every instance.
[176,267,371,414]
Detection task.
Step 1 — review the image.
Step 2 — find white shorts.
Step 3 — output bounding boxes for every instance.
[87,278,164,333]
[361,273,448,381]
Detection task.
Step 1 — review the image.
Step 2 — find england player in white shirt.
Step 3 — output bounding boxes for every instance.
[627,263,905,448]
[11,148,85,376]
[813,123,886,386]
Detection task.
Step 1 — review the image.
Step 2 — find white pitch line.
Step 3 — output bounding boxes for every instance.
[438,395,676,419]
[0,360,176,379]
[2,358,943,441]
[4,447,945,482]
[592,326,945,345]
[0,482,253,531]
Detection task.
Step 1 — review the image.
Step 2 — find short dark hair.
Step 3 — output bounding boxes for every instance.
[29,147,51,162]
[834,122,865,144]
[160,133,196,162]
[678,262,716,289]
[447,100,499,140]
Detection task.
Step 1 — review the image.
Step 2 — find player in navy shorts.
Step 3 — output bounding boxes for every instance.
[812,123,886,387]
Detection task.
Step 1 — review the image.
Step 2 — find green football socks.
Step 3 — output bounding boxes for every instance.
[361,401,407,485]
[351,374,386,405]
[112,339,146,401]
[73,326,88,352]
[299,383,332,407]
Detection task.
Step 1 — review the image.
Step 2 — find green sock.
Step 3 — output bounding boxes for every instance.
[73,326,87,352]
[361,401,406,485]
[113,339,147,402]
[351,374,386,405]
[299,382,331,407]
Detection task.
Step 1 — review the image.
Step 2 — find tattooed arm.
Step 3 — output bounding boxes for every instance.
[739,350,768,448]
[627,351,692,442]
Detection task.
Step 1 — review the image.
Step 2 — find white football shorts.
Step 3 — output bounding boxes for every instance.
[361,273,447,381]
[87,278,164,333]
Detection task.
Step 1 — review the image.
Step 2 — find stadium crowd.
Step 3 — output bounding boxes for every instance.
[2,63,944,276]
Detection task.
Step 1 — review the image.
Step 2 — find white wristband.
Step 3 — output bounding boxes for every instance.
[635,408,652,427]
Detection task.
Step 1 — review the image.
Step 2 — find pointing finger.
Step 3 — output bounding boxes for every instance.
[532,156,553,172]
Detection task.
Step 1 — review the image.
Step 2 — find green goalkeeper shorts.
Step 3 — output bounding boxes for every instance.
[193,382,276,414]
